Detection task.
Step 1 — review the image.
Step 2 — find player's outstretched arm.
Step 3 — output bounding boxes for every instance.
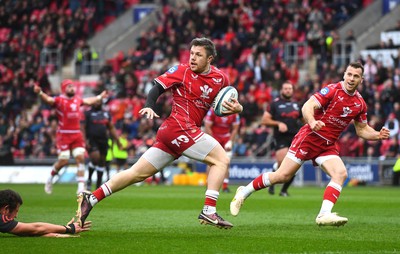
[33,85,55,105]
[83,90,107,105]
[10,217,91,237]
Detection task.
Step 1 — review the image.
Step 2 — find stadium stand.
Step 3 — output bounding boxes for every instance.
[0,0,399,163]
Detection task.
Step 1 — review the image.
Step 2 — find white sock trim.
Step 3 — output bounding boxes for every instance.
[328,181,342,192]
[205,190,219,200]
[101,183,112,196]
[262,172,271,187]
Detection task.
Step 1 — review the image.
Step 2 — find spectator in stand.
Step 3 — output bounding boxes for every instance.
[384,113,400,138]
[375,61,389,85]
[380,79,399,118]
[240,93,260,124]
[364,55,378,84]
[33,79,107,194]
[393,102,400,122]
[0,135,13,165]
[393,67,400,88]
[391,48,400,69]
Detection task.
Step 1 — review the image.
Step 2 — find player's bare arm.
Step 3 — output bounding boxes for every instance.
[261,111,288,133]
[83,90,107,105]
[33,85,55,105]
[354,121,390,140]
[302,97,325,131]
[221,97,243,115]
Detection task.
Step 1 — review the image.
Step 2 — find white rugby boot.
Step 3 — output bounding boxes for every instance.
[316,212,348,226]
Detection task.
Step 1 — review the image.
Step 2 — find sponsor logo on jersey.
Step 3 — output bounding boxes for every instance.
[338,96,344,101]
[319,87,329,95]
[328,115,348,127]
[167,65,178,74]
[354,102,361,107]
[200,85,213,99]
[191,73,198,79]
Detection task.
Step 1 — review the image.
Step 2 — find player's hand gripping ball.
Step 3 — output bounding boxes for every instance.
[212,86,238,116]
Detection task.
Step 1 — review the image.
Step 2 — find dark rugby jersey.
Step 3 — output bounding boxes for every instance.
[84,108,112,139]
[269,97,302,137]
[0,214,18,233]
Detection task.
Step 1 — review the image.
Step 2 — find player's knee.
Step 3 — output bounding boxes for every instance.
[58,150,70,160]
[330,170,347,184]
[219,153,230,168]
[338,170,348,181]
[72,147,85,158]
[126,165,155,182]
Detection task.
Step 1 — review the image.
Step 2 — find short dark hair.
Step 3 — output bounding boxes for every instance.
[0,189,23,211]
[190,37,217,58]
[280,81,294,90]
[348,62,364,75]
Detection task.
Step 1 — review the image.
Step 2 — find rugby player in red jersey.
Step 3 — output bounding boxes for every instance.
[231,62,390,226]
[34,80,107,194]
[204,108,240,193]
[76,38,243,229]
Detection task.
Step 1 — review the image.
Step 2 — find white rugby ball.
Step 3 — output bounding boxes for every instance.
[212,86,238,116]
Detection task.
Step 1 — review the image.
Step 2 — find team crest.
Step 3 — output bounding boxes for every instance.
[200,85,213,99]
[70,103,78,111]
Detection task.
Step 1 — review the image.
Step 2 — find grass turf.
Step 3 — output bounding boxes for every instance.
[1,183,399,254]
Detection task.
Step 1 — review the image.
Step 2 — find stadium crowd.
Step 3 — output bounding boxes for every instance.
[0,0,399,165]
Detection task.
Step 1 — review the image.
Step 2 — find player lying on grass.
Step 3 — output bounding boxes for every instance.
[0,189,91,237]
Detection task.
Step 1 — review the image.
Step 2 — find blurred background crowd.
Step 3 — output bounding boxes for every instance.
[0,0,399,165]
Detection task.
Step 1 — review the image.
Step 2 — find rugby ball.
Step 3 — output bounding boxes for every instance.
[212,86,238,116]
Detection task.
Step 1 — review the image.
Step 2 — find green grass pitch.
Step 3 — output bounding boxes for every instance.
[1,183,400,254]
